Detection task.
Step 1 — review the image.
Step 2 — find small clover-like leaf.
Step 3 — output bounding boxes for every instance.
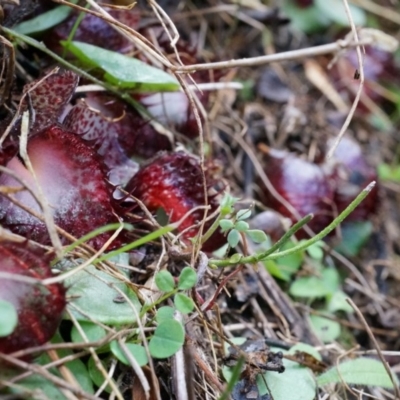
[174,293,195,314]
[227,229,240,247]
[110,341,148,367]
[66,264,141,326]
[178,267,197,290]
[156,306,175,323]
[155,270,175,292]
[246,229,268,244]
[70,322,106,344]
[219,219,234,232]
[306,241,324,260]
[149,320,185,359]
[234,220,249,232]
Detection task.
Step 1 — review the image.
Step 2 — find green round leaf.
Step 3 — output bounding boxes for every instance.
[315,0,366,26]
[149,320,185,359]
[310,315,341,343]
[227,229,240,247]
[155,270,175,292]
[306,241,324,260]
[0,300,18,337]
[156,306,175,323]
[260,358,316,400]
[178,267,197,290]
[327,290,354,314]
[289,276,329,298]
[219,219,234,232]
[334,221,373,257]
[110,341,148,367]
[66,265,141,326]
[8,374,66,399]
[234,220,249,232]
[65,358,94,394]
[71,321,107,344]
[246,229,268,244]
[281,1,330,33]
[88,356,113,393]
[288,343,322,361]
[174,293,195,314]
[289,268,339,299]
[378,163,400,182]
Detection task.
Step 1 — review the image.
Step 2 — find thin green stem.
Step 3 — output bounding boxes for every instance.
[94,224,175,264]
[62,223,133,255]
[62,6,88,58]
[139,289,178,319]
[200,207,232,245]
[209,213,312,268]
[209,182,375,268]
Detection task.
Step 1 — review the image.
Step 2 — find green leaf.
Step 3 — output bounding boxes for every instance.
[334,221,373,257]
[236,209,252,221]
[65,358,94,394]
[220,356,246,400]
[246,229,268,244]
[378,163,400,182]
[178,267,197,290]
[229,253,243,264]
[156,306,175,323]
[155,270,175,292]
[265,241,303,281]
[219,219,234,232]
[289,268,340,299]
[264,259,292,281]
[317,358,399,389]
[288,343,322,361]
[149,319,185,359]
[281,0,330,33]
[66,264,141,325]
[327,291,354,313]
[14,6,72,35]
[260,358,316,400]
[310,315,341,343]
[88,356,112,393]
[174,293,195,314]
[305,241,324,260]
[315,0,366,26]
[7,373,67,399]
[62,41,180,91]
[110,341,148,367]
[220,193,239,215]
[70,321,107,343]
[0,300,18,337]
[234,220,249,232]
[227,229,240,247]
[36,332,94,394]
[6,356,93,399]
